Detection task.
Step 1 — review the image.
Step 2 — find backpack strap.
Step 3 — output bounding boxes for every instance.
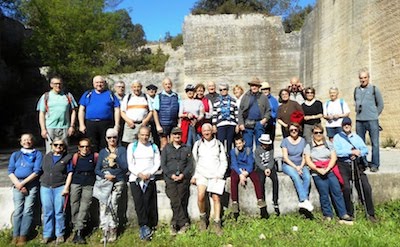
[72,153,79,167]
[339,98,344,114]
[94,152,99,164]
[44,92,50,113]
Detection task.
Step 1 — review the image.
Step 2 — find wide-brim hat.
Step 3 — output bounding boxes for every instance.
[248,77,262,86]
[261,82,271,90]
[258,134,272,144]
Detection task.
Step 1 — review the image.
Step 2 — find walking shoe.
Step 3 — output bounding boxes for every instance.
[55,236,64,244]
[368,215,378,223]
[339,214,354,225]
[41,238,51,244]
[260,207,269,219]
[11,237,18,245]
[198,214,208,231]
[273,203,281,216]
[108,228,118,243]
[231,201,239,213]
[299,199,314,212]
[170,225,177,236]
[323,216,332,222]
[140,225,153,241]
[257,199,267,208]
[178,223,190,234]
[370,167,379,172]
[212,220,223,236]
[16,236,26,246]
[73,230,86,244]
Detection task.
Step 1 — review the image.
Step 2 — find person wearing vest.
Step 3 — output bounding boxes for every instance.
[120,80,153,146]
[354,67,384,172]
[161,127,193,236]
[212,82,239,155]
[40,138,73,245]
[323,87,350,141]
[78,75,121,152]
[95,128,128,243]
[153,77,180,150]
[37,76,78,153]
[205,81,220,105]
[127,126,161,241]
[8,133,43,246]
[70,138,98,244]
[195,83,213,138]
[238,77,271,148]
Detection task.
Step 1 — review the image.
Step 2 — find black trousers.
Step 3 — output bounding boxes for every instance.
[338,161,375,217]
[85,120,113,152]
[257,168,279,204]
[165,179,190,228]
[130,180,158,228]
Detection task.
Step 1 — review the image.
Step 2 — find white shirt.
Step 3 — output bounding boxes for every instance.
[121,93,153,122]
[323,98,350,127]
[127,141,160,182]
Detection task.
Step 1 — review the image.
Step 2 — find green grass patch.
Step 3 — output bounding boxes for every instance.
[2,200,400,246]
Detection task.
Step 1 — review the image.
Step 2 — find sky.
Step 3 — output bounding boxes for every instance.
[117,0,316,41]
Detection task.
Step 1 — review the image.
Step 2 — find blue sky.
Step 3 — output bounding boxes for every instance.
[117,0,316,41]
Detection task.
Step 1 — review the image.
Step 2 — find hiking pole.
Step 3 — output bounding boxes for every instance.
[354,161,369,219]
[350,160,356,219]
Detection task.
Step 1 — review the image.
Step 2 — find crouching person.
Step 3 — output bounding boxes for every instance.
[161,127,193,235]
[127,126,160,241]
[191,123,227,236]
[230,135,268,219]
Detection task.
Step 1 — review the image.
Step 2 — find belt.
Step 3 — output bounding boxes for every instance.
[78,171,95,176]
[134,120,143,124]
[87,119,111,122]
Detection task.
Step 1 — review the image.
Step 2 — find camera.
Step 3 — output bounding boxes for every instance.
[175,170,181,176]
[357,105,362,114]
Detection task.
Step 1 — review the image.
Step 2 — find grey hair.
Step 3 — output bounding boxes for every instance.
[358,67,370,77]
[201,123,213,131]
[218,82,229,90]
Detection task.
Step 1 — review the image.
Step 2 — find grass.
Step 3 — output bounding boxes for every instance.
[382,137,398,148]
[1,200,400,246]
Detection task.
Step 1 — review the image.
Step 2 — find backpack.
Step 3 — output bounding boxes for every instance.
[353,85,378,106]
[126,93,148,104]
[233,147,251,158]
[43,91,73,113]
[85,89,115,104]
[325,98,344,114]
[195,138,224,158]
[131,140,157,157]
[72,152,99,167]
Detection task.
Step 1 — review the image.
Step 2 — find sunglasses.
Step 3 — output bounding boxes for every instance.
[107,136,117,139]
[289,129,298,132]
[53,143,64,147]
[219,88,228,92]
[79,145,90,148]
[313,131,323,134]
[306,91,314,94]
[261,88,271,90]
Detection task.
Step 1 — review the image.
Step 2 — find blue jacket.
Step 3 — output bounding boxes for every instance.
[333,131,368,162]
[268,94,279,123]
[96,146,128,182]
[230,147,255,174]
[8,149,43,180]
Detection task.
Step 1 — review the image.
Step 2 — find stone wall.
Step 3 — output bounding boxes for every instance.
[300,0,400,141]
[183,14,300,94]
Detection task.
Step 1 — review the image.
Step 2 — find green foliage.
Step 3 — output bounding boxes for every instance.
[191,0,292,16]
[283,5,314,33]
[170,34,183,50]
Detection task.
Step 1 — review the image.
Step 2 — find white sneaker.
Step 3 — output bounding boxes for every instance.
[299,200,314,212]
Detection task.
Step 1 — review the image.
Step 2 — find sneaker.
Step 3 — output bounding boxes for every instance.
[178,223,190,234]
[300,199,314,212]
[170,225,177,236]
[260,207,269,219]
[370,167,379,172]
[273,203,280,216]
[339,214,354,225]
[141,225,153,241]
[323,216,332,221]
[198,214,208,231]
[231,201,239,213]
[368,215,378,223]
[212,220,223,236]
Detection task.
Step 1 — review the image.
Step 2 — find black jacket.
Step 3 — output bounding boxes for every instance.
[40,152,72,188]
[161,143,193,182]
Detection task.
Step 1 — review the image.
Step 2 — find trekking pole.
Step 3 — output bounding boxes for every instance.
[350,160,356,219]
[354,161,369,219]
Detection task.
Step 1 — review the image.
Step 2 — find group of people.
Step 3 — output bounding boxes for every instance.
[8,67,384,245]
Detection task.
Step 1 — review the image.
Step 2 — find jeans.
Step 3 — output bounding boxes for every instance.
[99,181,125,230]
[12,185,38,237]
[356,120,380,168]
[70,184,93,231]
[257,168,279,204]
[337,161,375,217]
[186,125,197,148]
[302,124,314,144]
[130,180,158,228]
[326,127,342,139]
[165,179,190,228]
[282,164,311,202]
[312,172,347,218]
[243,121,265,148]
[40,185,66,238]
[216,125,236,154]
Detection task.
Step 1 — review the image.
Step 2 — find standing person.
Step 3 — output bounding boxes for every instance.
[232,85,244,108]
[70,138,98,244]
[238,77,271,148]
[78,75,121,152]
[304,124,353,224]
[333,117,377,222]
[302,87,323,143]
[354,68,384,172]
[277,89,303,138]
[113,81,126,144]
[127,126,160,240]
[161,127,193,235]
[230,135,268,219]
[146,84,160,147]
[195,83,213,138]
[281,123,313,213]
[205,81,220,104]
[212,82,239,154]
[260,82,279,143]
[95,128,128,243]
[40,138,73,244]
[179,84,204,147]
[153,77,181,150]
[37,76,78,153]
[288,77,305,105]
[191,123,227,235]
[323,87,350,141]
[8,133,43,246]
[120,80,153,146]
[254,134,280,216]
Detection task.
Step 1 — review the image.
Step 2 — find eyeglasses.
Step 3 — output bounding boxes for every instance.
[53,143,64,147]
[107,136,117,139]
[79,145,90,148]
[289,129,298,132]
[306,91,314,94]
[219,88,228,91]
[261,88,271,90]
[313,131,323,134]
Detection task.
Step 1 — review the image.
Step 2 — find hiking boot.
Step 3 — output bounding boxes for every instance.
[257,199,267,208]
[198,214,208,231]
[170,225,177,236]
[339,214,354,225]
[55,236,64,245]
[41,238,51,244]
[231,201,239,214]
[260,207,269,219]
[108,228,118,243]
[73,230,86,244]
[11,237,18,245]
[178,223,190,234]
[140,225,153,241]
[370,167,379,172]
[368,215,378,223]
[273,203,281,216]
[212,220,223,236]
[16,236,26,246]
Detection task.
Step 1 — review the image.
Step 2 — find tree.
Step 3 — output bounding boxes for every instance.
[283,5,313,33]
[170,34,183,50]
